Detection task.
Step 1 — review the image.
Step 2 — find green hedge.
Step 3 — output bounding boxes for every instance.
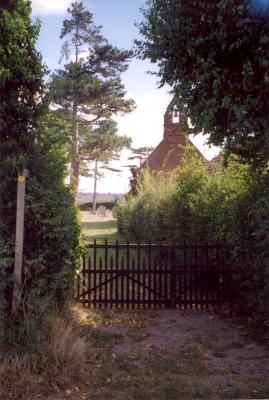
[0,0,81,346]
[117,148,269,326]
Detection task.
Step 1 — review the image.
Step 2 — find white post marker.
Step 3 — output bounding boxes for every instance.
[12,168,28,311]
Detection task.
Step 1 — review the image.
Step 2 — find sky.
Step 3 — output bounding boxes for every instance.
[32,0,219,194]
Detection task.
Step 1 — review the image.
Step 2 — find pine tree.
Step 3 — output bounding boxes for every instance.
[128,146,154,167]
[80,119,132,211]
[49,1,135,194]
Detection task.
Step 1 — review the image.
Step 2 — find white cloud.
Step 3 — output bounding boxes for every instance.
[116,90,170,149]
[115,90,219,160]
[190,134,219,161]
[71,51,89,62]
[31,0,73,15]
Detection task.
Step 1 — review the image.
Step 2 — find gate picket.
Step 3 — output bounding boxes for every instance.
[76,242,229,309]
[131,256,135,309]
[104,240,108,308]
[110,256,114,309]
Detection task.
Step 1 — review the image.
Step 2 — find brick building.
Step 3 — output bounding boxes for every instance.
[145,99,206,173]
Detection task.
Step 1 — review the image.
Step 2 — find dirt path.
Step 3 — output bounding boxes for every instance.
[100,309,269,373]
[31,308,269,400]
[73,308,269,400]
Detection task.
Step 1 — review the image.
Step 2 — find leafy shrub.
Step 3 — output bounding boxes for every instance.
[227,173,269,323]
[0,1,81,343]
[0,128,82,346]
[117,148,269,324]
[117,170,176,242]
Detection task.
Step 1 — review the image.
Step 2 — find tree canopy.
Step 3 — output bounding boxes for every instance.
[0,0,80,337]
[49,1,135,193]
[128,146,154,167]
[80,118,132,210]
[80,119,132,163]
[137,0,269,166]
[0,0,45,262]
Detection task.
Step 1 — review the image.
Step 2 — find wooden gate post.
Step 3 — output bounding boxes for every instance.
[12,168,28,312]
[170,247,176,309]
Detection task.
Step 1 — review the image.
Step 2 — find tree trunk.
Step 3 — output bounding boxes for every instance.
[70,101,80,194]
[92,159,98,213]
[70,36,80,195]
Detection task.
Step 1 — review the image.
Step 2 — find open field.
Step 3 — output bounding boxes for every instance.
[80,211,124,243]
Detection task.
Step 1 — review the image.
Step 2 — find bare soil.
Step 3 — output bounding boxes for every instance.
[26,307,269,400]
[98,309,269,376]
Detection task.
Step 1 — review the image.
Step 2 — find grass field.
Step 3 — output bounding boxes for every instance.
[81,212,125,243]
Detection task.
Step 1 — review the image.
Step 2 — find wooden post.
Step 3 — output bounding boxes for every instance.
[12,168,28,311]
[170,247,176,309]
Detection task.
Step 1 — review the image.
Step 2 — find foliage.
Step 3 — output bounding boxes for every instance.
[81,119,132,166]
[137,0,269,165]
[80,119,131,188]
[79,118,131,210]
[117,149,269,323]
[49,1,135,193]
[127,146,154,168]
[117,170,176,242]
[0,0,45,334]
[0,1,81,342]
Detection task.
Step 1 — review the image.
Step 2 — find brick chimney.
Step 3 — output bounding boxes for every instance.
[163,99,188,137]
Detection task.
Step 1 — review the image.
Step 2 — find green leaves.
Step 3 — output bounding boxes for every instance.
[137,0,269,166]
[80,118,132,164]
[118,150,269,324]
[236,17,251,28]
[49,1,135,192]
[221,95,231,109]
[0,0,81,334]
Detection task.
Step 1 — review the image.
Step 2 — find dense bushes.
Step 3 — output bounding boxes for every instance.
[117,172,176,242]
[117,148,269,324]
[0,1,81,343]
[117,148,252,244]
[0,117,81,344]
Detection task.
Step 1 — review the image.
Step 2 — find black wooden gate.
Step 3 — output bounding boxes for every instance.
[75,241,229,309]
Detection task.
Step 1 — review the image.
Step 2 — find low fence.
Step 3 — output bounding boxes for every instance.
[75,241,230,309]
